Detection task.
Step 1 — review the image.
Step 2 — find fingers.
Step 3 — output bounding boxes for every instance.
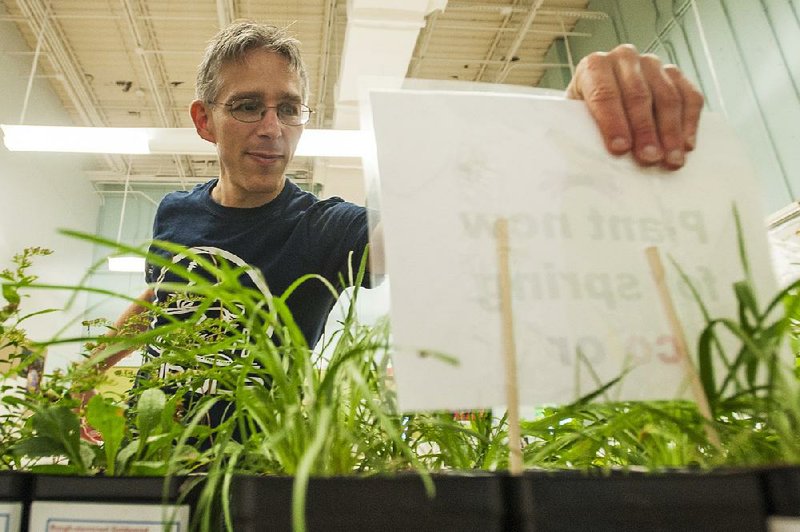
[664,64,704,151]
[613,49,665,165]
[568,44,704,169]
[639,54,684,169]
[566,51,632,156]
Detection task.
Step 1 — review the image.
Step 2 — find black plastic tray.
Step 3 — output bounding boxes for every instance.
[520,468,767,532]
[32,474,197,506]
[231,473,507,532]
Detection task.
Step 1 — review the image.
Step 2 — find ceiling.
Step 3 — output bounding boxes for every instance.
[1,0,602,191]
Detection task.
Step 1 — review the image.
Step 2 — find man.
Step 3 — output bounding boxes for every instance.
[85,21,703,384]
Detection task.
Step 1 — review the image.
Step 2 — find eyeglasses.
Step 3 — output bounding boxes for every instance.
[210,98,313,126]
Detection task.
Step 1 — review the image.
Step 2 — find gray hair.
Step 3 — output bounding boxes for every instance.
[196,21,309,104]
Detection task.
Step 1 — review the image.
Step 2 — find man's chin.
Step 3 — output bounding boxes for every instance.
[248,175,285,196]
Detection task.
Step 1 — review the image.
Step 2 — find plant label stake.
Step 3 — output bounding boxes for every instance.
[495,217,523,475]
[645,246,721,448]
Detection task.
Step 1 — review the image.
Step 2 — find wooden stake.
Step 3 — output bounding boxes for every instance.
[495,218,523,475]
[645,246,721,448]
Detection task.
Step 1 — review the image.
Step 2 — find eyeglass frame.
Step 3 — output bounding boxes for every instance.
[208,98,314,126]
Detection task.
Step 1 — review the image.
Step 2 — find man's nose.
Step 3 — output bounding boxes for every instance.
[256,107,282,138]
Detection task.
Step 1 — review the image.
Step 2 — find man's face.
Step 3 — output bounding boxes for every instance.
[192,49,304,207]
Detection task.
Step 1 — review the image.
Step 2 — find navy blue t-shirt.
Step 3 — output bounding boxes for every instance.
[145,178,370,351]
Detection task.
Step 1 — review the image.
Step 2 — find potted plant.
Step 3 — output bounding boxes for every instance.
[507,211,800,531]
[0,247,199,530]
[5,217,800,531]
[2,238,511,531]
[0,248,55,532]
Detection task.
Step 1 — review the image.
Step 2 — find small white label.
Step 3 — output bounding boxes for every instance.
[29,501,190,532]
[0,502,23,532]
[769,516,800,532]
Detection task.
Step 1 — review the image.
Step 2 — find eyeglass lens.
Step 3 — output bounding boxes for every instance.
[228,99,309,125]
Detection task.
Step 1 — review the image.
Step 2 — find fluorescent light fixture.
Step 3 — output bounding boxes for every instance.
[296,129,369,157]
[1,125,150,154]
[107,256,146,272]
[1,125,370,157]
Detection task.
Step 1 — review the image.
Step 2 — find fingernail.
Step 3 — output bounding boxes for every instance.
[640,145,661,162]
[610,137,630,152]
[686,135,696,150]
[666,149,685,167]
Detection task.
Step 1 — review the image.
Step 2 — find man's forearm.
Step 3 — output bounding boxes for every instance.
[86,288,155,372]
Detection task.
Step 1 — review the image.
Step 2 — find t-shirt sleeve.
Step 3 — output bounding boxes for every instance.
[309,199,371,289]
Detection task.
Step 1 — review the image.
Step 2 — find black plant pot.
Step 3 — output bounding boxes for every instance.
[230,473,507,532]
[761,465,800,530]
[32,474,195,503]
[0,472,32,532]
[519,468,767,532]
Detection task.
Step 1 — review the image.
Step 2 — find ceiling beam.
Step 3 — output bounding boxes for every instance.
[332,0,448,129]
[474,0,518,82]
[407,9,440,78]
[14,0,125,173]
[494,0,546,83]
[119,0,191,184]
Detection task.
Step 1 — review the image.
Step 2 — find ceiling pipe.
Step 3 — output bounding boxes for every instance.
[558,17,576,78]
[446,3,608,20]
[115,158,134,244]
[411,57,571,69]
[433,23,592,38]
[474,0,519,82]
[215,0,234,29]
[15,0,125,173]
[95,189,160,207]
[19,0,50,124]
[494,0,546,83]
[120,0,190,186]
[16,0,104,126]
[119,0,175,127]
[313,0,337,128]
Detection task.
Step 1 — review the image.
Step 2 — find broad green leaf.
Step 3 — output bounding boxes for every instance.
[160,391,182,434]
[128,461,170,476]
[79,440,97,470]
[30,406,83,470]
[12,436,64,457]
[1,283,20,306]
[86,395,126,475]
[28,463,83,475]
[116,439,139,474]
[137,388,166,436]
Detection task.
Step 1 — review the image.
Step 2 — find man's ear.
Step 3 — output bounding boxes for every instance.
[190,100,216,144]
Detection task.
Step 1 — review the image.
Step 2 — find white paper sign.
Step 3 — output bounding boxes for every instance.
[370,89,778,411]
[0,502,22,532]
[29,501,190,531]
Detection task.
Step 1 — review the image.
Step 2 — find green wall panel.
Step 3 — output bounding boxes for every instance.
[539,0,800,215]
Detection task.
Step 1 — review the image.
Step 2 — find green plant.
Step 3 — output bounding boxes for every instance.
[5,208,800,532]
[6,234,470,530]
[518,207,800,471]
[0,247,55,469]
